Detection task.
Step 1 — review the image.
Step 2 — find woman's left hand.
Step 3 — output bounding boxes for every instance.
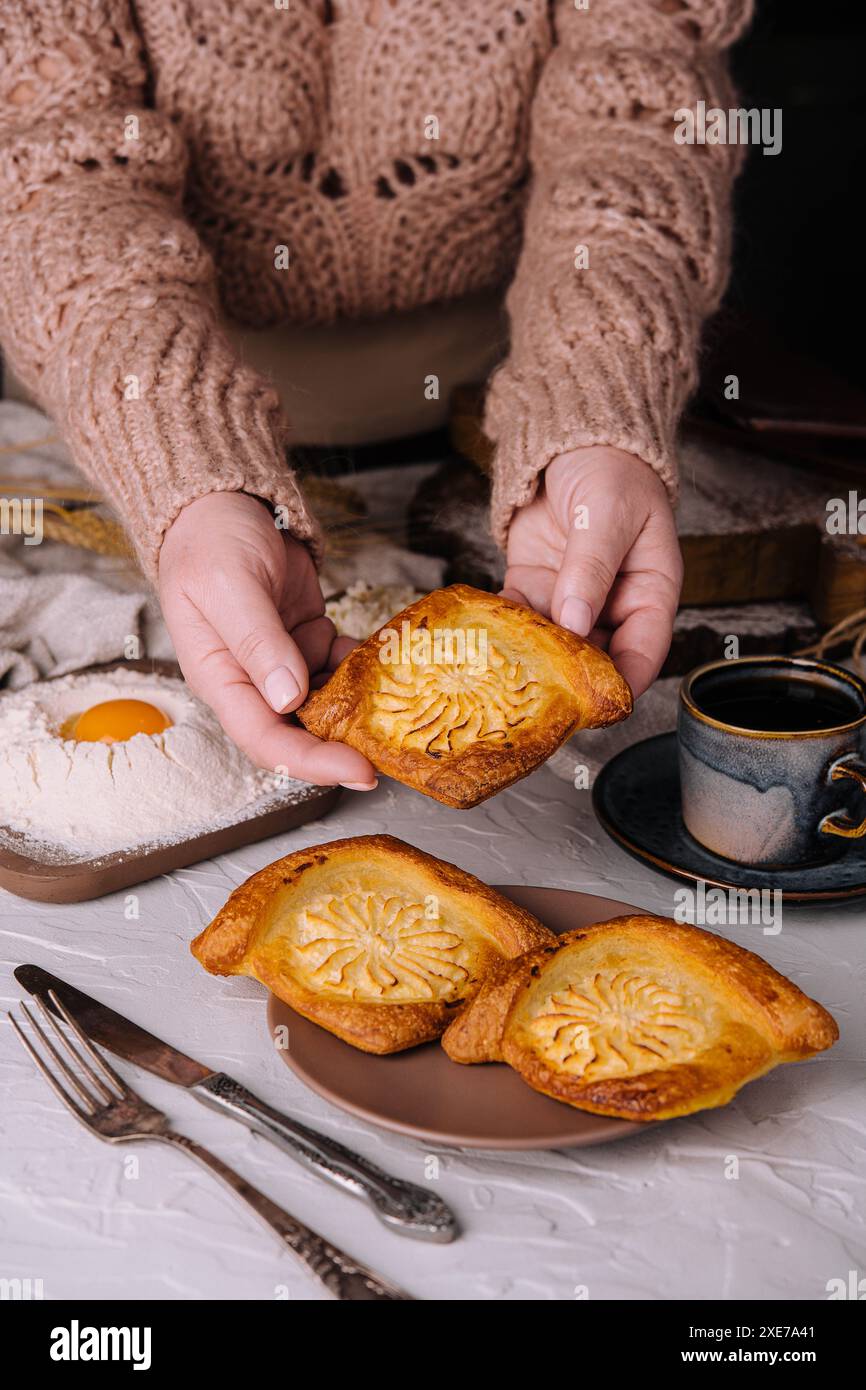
[503,446,683,698]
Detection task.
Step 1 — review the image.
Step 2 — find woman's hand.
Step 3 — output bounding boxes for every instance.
[158,492,377,788]
[503,447,682,697]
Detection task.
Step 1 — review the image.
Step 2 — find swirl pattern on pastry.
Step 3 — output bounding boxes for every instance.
[370,642,543,756]
[290,891,473,1002]
[528,970,708,1079]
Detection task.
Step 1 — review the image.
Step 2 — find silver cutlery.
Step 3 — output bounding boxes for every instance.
[10,989,411,1301]
[14,964,457,1243]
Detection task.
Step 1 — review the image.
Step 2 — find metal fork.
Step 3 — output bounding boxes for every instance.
[10,991,411,1301]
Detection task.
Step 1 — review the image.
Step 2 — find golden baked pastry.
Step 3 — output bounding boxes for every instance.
[298,584,632,808]
[190,834,555,1054]
[442,915,838,1121]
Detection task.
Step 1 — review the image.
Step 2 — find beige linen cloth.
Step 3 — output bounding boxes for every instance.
[0,402,170,687]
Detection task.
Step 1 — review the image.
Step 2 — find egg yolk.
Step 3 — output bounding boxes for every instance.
[62,699,172,744]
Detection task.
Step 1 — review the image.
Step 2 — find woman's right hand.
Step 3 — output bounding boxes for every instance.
[158,492,378,789]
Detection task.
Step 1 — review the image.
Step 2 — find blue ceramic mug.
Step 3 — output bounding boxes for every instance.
[678,656,866,867]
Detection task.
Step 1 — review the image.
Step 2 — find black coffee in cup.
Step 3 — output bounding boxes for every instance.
[693,669,864,734]
[678,657,866,866]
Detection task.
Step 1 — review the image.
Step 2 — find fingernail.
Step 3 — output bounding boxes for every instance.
[340,780,379,792]
[264,666,300,713]
[560,597,593,637]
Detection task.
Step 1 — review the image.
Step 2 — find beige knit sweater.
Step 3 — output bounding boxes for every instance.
[0,0,752,582]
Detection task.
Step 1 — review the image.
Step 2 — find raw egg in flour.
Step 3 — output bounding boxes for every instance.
[62,699,172,744]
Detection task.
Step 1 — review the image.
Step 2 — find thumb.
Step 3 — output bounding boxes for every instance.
[215,570,310,714]
[551,507,630,638]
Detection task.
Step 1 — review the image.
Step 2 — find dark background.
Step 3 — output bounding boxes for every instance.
[728,0,866,395]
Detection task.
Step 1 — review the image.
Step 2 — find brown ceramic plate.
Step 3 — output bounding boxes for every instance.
[0,660,341,904]
[268,886,642,1150]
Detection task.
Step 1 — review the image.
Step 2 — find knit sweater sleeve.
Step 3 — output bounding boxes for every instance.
[0,1,321,584]
[484,0,754,547]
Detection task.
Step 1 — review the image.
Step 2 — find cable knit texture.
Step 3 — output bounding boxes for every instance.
[0,0,753,580]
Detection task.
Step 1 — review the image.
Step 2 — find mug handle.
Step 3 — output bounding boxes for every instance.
[820,754,866,839]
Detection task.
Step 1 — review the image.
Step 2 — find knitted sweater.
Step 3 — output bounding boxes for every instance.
[0,0,752,582]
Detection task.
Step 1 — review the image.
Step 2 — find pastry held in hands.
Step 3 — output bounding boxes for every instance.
[190,834,554,1054]
[442,915,838,1121]
[298,584,632,808]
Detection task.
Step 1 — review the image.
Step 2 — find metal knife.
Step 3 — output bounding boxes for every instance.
[14,964,457,1243]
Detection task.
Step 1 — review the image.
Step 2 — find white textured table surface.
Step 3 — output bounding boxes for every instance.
[1,766,863,1302]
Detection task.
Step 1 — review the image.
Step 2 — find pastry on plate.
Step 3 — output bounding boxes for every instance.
[442,915,839,1121]
[190,834,555,1054]
[298,584,632,808]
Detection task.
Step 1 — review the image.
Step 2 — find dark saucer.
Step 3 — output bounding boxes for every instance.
[592,732,866,904]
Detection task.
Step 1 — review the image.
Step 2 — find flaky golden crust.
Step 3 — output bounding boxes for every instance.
[440,944,558,1064]
[440,915,839,1120]
[190,835,555,1054]
[298,584,632,808]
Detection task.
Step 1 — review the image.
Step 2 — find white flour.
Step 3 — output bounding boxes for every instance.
[0,669,310,860]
